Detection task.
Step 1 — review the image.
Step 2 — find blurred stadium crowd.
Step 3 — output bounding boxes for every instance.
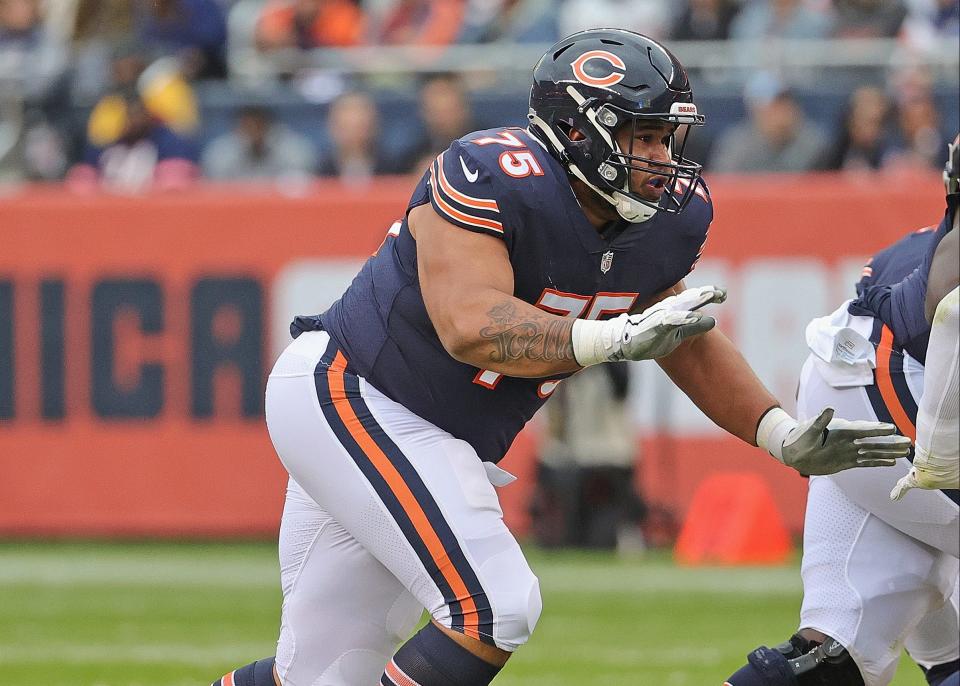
[0,0,957,192]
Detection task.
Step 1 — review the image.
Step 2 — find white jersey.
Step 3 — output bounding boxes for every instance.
[796,321,959,686]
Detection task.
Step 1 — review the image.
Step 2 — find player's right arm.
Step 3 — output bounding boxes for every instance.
[411,202,715,377]
[411,202,581,378]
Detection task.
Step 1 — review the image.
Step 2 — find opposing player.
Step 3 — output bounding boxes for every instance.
[723,138,960,686]
[891,140,960,500]
[214,31,910,686]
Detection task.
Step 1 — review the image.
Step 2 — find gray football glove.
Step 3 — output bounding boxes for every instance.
[758,407,912,476]
[617,309,716,361]
[572,286,726,366]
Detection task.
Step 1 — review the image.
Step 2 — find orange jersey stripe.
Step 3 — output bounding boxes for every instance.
[221,672,235,686]
[429,166,505,234]
[429,164,504,234]
[326,352,482,640]
[435,152,500,212]
[875,326,917,441]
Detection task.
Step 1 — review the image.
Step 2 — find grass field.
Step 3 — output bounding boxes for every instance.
[0,542,928,686]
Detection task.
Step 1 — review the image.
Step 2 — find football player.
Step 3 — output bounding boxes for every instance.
[214,31,910,686]
[723,137,960,686]
[891,138,960,500]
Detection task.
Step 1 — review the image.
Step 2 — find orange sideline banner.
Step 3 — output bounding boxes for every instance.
[0,174,946,538]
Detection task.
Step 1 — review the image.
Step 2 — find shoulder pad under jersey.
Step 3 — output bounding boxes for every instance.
[427,128,556,247]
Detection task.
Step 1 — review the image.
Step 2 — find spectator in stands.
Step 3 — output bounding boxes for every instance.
[224,0,270,81]
[69,0,138,102]
[559,0,670,39]
[0,0,67,97]
[729,0,833,40]
[672,0,739,41]
[0,100,26,182]
[0,0,70,181]
[403,72,475,173]
[456,0,558,44]
[710,73,828,173]
[816,85,894,171]
[140,0,229,80]
[377,0,465,45]
[317,90,394,184]
[90,41,199,138]
[66,92,199,193]
[886,75,950,170]
[831,0,907,37]
[901,0,960,53]
[202,105,318,180]
[256,0,365,50]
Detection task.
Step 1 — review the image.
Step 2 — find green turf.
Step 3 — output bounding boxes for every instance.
[0,542,928,686]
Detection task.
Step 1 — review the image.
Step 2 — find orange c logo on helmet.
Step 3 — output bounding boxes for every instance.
[571,50,627,88]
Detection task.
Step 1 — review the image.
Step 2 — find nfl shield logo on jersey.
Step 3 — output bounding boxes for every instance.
[600,250,614,273]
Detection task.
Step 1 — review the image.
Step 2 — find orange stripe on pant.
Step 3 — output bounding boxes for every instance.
[875,326,917,442]
[326,351,483,641]
[386,660,422,686]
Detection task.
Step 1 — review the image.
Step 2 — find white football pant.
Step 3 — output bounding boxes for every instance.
[797,354,959,686]
[265,331,541,686]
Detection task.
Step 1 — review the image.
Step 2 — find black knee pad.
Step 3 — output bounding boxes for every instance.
[726,635,864,686]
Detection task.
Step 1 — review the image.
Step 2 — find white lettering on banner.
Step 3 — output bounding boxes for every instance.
[834,256,870,303]
[735,259,831,413]
[628,261,731,434]
[271,259,366,357]
[629,259,868,435]
[274,257,869,436]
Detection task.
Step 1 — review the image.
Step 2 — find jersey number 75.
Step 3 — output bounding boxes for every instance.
[473,289,638,396]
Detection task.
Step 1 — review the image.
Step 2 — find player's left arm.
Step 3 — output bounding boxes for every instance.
[657,321,777,446]
[649,280,912,475]
[634,282,774,445]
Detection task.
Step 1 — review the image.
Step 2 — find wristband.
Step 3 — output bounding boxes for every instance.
[571,318,615,367]
[756,407,796,462]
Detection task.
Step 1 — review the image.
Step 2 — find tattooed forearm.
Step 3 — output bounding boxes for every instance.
[479,301,576,363]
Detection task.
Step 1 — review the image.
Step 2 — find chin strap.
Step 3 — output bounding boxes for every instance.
[612,191,657,222]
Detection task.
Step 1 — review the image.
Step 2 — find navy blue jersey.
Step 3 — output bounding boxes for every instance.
[849,208,954,364]
[317,126,712,462]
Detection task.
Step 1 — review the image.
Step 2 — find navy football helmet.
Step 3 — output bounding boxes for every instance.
[528,29,705,223]
[945,133,959,196]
